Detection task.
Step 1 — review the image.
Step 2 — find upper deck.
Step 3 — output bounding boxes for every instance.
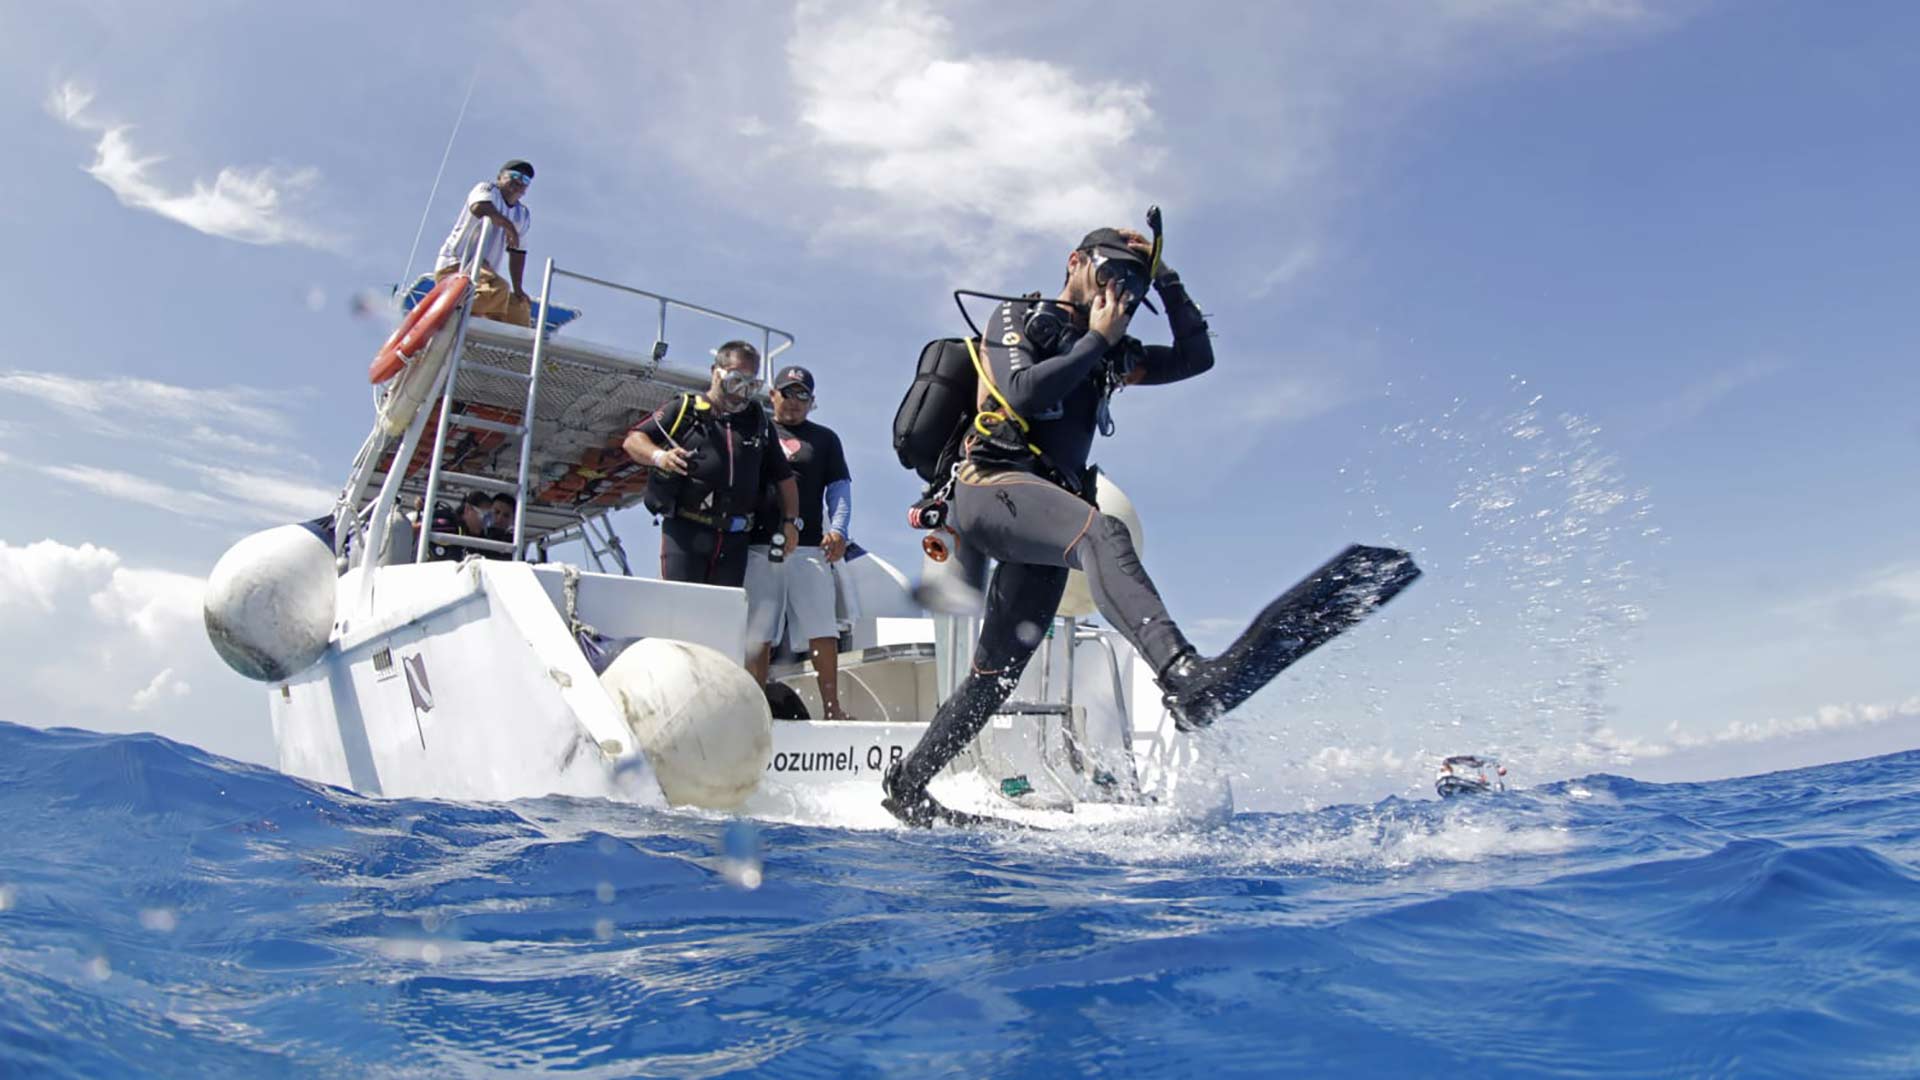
[339,256,792,563]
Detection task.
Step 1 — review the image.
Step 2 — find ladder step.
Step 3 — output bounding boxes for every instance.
[462,362,532,382]
[995,702,1072,717]
[428,531,516,555]
[439,471,520,494]
[448,413,526,436]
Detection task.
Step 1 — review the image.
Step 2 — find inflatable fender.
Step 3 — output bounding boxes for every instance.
[204,525,338,681]
[601,639,772,810]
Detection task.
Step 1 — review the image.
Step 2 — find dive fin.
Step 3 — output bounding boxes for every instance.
[1165,544,1421,731]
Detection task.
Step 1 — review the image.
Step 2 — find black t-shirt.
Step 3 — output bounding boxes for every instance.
[765,419,850,547]
[632,396,792,519]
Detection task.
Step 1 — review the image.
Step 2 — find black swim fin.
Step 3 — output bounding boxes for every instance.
[1163,544,1421,732]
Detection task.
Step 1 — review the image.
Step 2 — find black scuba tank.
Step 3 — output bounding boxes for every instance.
[892,338,977,484]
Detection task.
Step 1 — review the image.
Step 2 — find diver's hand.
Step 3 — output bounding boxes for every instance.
[650,447,690,475]
[1088,281,1136,345]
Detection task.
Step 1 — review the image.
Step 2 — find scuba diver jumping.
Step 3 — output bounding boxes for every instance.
[884,210,1422,828]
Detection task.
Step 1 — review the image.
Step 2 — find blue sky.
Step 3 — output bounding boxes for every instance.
[2,1,1915,795]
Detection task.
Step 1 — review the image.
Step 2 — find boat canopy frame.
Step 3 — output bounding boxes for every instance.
[333,232,795,571]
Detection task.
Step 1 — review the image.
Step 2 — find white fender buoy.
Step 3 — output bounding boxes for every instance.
[204,525,338,681]
[601,639,772,810]
[1057,471,1144,618]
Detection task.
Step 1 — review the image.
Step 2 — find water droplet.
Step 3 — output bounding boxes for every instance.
[88,956,111,981]
[595,881,615,904]
[138,908,177,933]
[420,943,443,964]
[720,820,764,891]
[593,919,614,942]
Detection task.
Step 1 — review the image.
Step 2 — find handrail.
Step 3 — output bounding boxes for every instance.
[550,267,796,366]
[337,245,796,575]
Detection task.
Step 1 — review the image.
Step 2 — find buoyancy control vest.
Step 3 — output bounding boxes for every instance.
[640,393,774,520]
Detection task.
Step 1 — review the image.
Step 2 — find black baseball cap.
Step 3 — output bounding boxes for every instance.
[500,159,535,179]
[1077,227,1148,269]
[773,365,815,393]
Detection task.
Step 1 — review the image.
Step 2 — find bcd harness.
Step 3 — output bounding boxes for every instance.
[641,393,766,532]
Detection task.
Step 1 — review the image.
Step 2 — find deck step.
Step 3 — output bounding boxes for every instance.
[439,471,520,494]
[427,531,515,554]
[449,413,526,436]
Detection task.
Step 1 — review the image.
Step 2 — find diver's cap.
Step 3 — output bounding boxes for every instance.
[773,365,815,393]
[1076,228,1149,270]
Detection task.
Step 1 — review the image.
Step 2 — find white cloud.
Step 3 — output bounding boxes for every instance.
[129,668,191,712]
[789,0,1158,256]
[185,464,334,521]
[45,80,341,251]
[0,369,292,433]
[0,539,266,763]
[0,369,330,523]
[1592,698,1920,760]
[38,464,232,518]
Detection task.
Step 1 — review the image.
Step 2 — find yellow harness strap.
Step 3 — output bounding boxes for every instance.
[964,337,1045,459]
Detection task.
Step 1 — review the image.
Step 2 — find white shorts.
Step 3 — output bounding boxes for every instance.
[745,546,840,650]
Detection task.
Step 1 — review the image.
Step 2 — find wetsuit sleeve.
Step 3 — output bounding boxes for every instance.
[825,479,852,537]
[986,301,1109,416]
[1136,271,1214,386]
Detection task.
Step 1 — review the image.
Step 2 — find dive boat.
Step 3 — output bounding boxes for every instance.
[202,246,1221,829]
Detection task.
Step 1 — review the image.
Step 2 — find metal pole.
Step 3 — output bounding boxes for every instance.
[413,220,489,563]
[511,257,555,559]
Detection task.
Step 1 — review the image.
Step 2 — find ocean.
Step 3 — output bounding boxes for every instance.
[2,719,1917,1078]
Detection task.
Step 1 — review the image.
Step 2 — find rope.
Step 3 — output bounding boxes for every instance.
[561,564,599,641]
[398,66,481,295]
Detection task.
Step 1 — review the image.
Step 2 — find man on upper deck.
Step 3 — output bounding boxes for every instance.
[432,160,536,328]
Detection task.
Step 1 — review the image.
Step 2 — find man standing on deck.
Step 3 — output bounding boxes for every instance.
[623,341,800,588]
[432,160,535,328]
[744,365,858,718]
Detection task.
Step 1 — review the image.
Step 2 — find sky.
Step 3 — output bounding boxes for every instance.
[2,0,1916,796]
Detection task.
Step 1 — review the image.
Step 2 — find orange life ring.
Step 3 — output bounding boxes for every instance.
[370,273,470,384]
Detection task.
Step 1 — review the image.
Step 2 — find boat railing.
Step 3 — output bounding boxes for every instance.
[337,230,796,574]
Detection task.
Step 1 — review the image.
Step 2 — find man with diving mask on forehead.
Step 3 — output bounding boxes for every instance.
[624,341,800,589]
[884,223,1220,826]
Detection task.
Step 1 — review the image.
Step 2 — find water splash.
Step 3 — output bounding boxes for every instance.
[1235,377,1661,807]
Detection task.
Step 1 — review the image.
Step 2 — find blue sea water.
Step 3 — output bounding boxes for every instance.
[2,720,1918,1078]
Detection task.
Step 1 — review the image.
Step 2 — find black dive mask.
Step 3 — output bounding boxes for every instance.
[1022,301,1083,355]
[1087,249,1152,315]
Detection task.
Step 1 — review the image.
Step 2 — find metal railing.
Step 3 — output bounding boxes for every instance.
[337,238,799,573]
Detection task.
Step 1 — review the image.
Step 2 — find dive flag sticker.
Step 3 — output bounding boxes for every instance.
[1002,331,1021,346]
[402,653,434,712]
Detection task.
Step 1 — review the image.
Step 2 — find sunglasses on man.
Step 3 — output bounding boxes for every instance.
[504,170,533,187]
[774,385,813,402]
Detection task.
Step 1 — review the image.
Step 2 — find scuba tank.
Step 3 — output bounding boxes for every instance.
[892,337,978,485]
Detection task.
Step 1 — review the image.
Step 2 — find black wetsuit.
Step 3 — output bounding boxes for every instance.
[632,396,792,587]
[890,271,1214,802]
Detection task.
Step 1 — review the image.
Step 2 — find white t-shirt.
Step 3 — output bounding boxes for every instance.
[433,181,531,273]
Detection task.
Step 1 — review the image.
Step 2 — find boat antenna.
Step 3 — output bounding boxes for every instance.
[397,65,481,297]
